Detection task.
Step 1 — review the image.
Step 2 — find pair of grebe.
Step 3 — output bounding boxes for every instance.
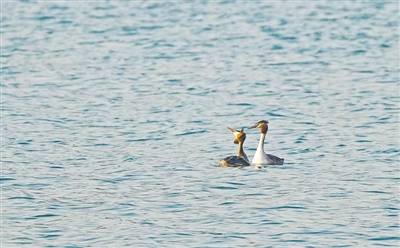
[219,120,284,167]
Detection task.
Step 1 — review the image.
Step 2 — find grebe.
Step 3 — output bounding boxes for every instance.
[219,127,250,167]
[249,120,284,165]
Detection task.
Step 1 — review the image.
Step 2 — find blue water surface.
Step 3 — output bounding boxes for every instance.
[1,0,399,247]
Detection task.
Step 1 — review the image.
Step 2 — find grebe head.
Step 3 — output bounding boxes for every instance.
[227,127,246,144]
[249,120,269,134]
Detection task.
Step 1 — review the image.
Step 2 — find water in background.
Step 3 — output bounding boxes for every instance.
[2,1,399,247]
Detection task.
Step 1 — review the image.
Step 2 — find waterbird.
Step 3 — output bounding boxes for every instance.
[219,128,250,167]
[249,120,284,165]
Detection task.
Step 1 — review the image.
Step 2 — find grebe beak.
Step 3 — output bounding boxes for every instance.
[248,123,258,129]
[227,127,236,132]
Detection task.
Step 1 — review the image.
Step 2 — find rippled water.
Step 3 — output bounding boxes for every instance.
[2,1,399,247]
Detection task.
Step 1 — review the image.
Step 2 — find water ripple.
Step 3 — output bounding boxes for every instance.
[2,1,399,247]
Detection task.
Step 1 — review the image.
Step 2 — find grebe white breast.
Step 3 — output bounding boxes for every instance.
[249,120,284,165]
[219,127,250,167]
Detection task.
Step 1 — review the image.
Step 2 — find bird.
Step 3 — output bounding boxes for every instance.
[248,120,284,165]
[219,127,250,167]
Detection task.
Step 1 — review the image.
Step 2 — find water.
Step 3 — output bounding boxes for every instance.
[1,0,399,247]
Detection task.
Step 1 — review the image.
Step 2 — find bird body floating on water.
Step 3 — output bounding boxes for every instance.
[249,120,284,165]
[219,128,250,167]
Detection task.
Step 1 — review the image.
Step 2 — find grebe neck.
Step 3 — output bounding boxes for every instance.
[257,132,266,152]
[237,141,248,161]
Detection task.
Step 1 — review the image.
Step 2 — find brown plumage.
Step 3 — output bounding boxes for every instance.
[219,128,250,167]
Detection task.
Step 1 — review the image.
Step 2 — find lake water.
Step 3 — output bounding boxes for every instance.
[2,1,399,247]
